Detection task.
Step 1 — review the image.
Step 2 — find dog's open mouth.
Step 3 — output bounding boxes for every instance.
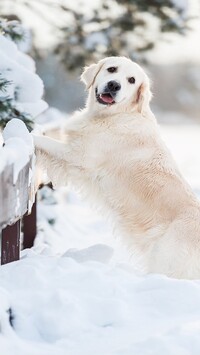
[96,89,115,105]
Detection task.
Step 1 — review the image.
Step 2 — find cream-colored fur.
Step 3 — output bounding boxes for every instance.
[34,56,200,279]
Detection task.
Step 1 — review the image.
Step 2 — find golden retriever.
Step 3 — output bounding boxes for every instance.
[34,56,200,279]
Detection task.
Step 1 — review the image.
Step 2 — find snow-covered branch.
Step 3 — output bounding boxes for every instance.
[0,20,48,131]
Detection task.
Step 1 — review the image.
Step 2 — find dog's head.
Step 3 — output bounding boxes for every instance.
[81,56,152,115]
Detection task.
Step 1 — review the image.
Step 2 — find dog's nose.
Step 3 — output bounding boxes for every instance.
[107,80,121,92]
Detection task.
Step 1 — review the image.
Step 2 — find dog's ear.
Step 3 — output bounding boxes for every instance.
[135,78,152,115]
[81,63,101,90]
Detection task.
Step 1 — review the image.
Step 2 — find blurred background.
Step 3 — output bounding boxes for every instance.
[0,0,200,124]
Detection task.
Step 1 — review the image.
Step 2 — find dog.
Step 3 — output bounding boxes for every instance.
[34,56,200,279]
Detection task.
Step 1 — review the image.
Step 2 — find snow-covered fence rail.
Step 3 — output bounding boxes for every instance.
[0,119,36,265]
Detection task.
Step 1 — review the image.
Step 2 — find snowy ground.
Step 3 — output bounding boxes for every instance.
[1,124,200,355]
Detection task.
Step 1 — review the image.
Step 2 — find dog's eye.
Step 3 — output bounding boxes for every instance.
[107,67,117,73]
[128,77,135,84]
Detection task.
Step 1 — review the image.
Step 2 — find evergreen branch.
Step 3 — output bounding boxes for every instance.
[0,19,25,43]
[0,76,12,93]
[0,96,34,132]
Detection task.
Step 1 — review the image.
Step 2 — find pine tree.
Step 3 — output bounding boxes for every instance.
[0,0,190,71]
[55,0,189,70]
[0,20,36,131]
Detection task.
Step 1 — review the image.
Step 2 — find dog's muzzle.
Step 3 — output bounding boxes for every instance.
[96,80,121,105]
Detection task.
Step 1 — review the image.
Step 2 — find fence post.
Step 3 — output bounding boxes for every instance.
[0,143,36,265]
[23,196,37,249]
[1,220,21,265]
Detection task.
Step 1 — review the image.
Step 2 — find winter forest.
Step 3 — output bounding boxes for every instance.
[1,1,200,354]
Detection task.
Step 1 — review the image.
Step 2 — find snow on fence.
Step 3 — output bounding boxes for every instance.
[0,119,36,265]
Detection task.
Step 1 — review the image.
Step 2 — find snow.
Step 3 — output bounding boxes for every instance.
[2,251,200,355]
[0,119,34,182]
[3,119,33,154]
[17,52,35,73]
[0,35,18,59]
[36,107,68,130]
[0,138,30,183]
[0,34,48,118]
[0,51,43,103]
[1,124,200,354]
[85,32,108,51]
[171,0,188,13]
[20,100,48,119]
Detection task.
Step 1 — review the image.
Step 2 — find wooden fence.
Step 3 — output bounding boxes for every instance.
[0,156,36,265]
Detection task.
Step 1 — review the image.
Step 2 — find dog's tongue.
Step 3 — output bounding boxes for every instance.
[100,94,114,104]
